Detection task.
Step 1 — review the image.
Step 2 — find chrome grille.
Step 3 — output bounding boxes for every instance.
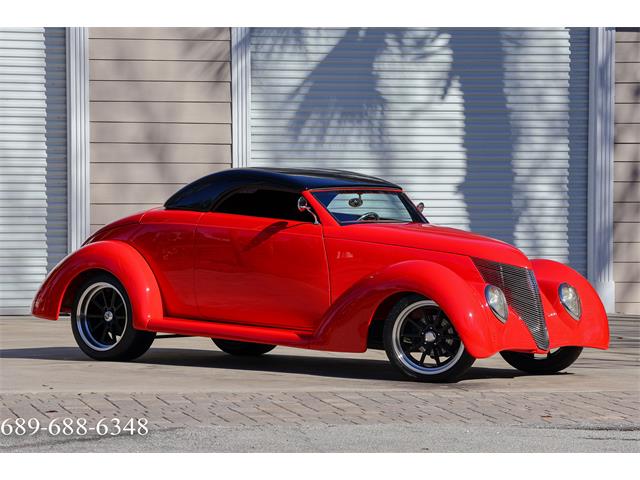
[473,258,549,350]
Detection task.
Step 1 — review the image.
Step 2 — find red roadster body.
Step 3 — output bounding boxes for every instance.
[32,168,609,381]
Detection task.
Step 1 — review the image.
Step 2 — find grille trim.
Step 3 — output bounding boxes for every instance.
[473,258,549,350]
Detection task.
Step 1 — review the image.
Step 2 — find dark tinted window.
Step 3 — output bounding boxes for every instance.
[164,177,234,212]
[214,189,312,222]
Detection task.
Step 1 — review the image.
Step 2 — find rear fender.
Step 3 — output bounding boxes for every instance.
[31,240,163,330]
[310,259,501,357]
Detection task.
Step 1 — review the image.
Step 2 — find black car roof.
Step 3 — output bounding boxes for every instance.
[216,168,398,190]
[165,168,400,212]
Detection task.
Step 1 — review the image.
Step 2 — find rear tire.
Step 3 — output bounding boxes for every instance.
[71,273,155,361]
[500,347,583,374]
[212,338,276,356]
[383,294,475,382]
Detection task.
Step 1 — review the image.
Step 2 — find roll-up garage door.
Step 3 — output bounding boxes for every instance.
[0,28,68,315]
[249,28,589,274]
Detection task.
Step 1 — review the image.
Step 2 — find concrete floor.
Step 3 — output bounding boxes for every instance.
[1,315,639,452]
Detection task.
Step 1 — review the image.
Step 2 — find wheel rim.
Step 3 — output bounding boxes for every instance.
[76,282,127,351]
[391,300,465,375]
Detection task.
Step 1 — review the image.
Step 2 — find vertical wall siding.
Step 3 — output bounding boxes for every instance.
[44,28,68,271]
[0,28,67,315]
[614,28,640,314]
[88,28,232,232]
[249,28,589,274]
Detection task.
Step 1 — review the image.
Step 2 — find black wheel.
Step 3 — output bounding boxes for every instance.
[212,338,276,356]
[383,294,475,382]
[500,347,583,374]
[71,273,156,361]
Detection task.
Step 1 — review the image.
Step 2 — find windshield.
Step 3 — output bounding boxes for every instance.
[313,190,425,224]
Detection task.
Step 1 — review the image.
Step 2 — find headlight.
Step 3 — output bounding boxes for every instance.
[485,285,508,323]
[559,283,582,320]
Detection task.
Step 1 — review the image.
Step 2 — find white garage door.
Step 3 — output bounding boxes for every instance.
[0,28,68,315]
[248,28,589,274]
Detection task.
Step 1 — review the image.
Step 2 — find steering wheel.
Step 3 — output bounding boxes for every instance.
[356,211,380,222]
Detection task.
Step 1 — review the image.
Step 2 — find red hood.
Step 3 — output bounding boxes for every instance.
[326,222,531,268]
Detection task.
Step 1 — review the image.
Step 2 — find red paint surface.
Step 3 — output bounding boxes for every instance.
[32,188,609,358]
[32,240,163,330]
[194,212,330,331]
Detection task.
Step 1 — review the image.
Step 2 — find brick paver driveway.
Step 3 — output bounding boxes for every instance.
[1,315,638,452]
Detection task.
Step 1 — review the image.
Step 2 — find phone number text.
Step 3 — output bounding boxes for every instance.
[1,417,148,436]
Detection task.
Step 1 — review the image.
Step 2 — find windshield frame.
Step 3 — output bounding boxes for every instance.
[310,188,428,226]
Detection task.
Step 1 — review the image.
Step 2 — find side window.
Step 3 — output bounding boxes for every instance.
[214,189,312,222]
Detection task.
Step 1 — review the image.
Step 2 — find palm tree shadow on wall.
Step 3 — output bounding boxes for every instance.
[442,29,516,246]
[276,28,583,264]
[284,27,518,245]
[288,28,389,151]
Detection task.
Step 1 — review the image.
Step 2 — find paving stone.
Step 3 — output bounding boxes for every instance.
[4,389,637,428]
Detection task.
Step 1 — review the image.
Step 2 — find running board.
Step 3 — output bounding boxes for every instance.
[147,317,313,348]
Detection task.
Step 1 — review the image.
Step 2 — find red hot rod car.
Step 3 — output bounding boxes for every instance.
[32,168,609,382]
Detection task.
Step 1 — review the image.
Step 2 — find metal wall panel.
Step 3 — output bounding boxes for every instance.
[249,28,589,273]
[0,28,67,315]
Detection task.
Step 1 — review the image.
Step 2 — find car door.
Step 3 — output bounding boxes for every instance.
[194,188,330,332]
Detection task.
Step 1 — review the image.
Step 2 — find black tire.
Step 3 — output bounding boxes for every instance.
[71,273,156,361]
[500,347,583,374]
[383,294,475,382]
[212,338,276,356]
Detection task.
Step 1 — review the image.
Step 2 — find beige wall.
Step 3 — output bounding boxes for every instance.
[89,28,232,232]
[614,28,640,314]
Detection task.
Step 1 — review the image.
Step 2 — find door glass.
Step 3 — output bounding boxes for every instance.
[214,189,312,222]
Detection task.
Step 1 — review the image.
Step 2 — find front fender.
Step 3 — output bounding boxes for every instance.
[309,259,507,357]
[532,259,609,350]
[31,240,163,330]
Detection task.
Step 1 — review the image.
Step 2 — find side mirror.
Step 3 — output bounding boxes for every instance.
[297,196,319,224]
[416,202,425,213]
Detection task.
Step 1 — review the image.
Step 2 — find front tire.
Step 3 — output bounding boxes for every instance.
[71,273,156,361]
[500,347,583,374]
[383,294,475,382]
[212,338,276,356]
